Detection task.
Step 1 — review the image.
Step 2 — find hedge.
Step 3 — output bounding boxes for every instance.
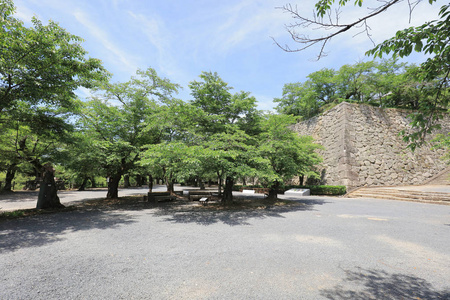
[233,184,346,196]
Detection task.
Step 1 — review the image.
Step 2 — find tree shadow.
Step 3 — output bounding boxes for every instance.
[0,209,136,253]
[0,191,39,203]
[152,199,329,226]
[320,267,449,300]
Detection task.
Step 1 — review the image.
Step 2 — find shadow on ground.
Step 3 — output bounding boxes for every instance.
[320,267,449,300]
[0,197,329,253]
[152,199,328,226]
[0,209,136,253]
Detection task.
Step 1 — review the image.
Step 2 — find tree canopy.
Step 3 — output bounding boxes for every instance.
[275,0,449,149]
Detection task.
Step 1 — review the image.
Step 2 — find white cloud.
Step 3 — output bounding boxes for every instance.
[13,3,36,24]
[72,9,138,75]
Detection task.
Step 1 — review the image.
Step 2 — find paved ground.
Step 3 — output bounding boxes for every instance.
[0,185,170,212]
[381,184,450,193]
[0,186,449,299]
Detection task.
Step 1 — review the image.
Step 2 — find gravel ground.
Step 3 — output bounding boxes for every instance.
[1,190,449,299]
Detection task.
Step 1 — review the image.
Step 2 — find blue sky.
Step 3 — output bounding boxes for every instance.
[13,0,446,111]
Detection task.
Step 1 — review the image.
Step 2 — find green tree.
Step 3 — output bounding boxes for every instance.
[0,102,73,193]
[0,0,107,208]
[257,114,322,199]
[0,0,107,115]
[80,68,179,198]
[140,142,200,194]
[199,127,259,203]
[188,71,262,202]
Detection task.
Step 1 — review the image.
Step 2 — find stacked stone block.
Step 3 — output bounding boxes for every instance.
[292,102,449,189]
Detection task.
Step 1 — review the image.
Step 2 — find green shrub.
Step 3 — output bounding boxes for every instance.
[234,184,346,195]
[233,185,264,191]
[285,185,346,195]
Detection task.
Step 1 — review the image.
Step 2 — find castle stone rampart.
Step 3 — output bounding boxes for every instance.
[292,102,449,188]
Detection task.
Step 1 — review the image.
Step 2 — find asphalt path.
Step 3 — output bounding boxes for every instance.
[0,188,449,299]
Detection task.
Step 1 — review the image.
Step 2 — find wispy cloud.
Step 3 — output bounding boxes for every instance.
[211,0,292,54]
[126,11,190,86]
[73,9,138,75]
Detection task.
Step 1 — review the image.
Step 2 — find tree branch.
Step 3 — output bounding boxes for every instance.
[273,0,403,59]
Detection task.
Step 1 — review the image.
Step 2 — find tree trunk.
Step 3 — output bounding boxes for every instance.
[36,164,64,209]
[107,174,121,199]
[222,176,234,203]
[90,177,97,188]
[123,174,130,188]
[2,163,17,192]
[299,175,304,186]
[148,174,153,192]
[135,174,142,187]
[78,177,88,191]
[217,172,222,196]
[198,177,205,190]
[267,181,280,200]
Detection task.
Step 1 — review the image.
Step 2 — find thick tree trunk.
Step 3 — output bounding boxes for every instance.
[78,177,88,191]
[2,163,17,192]
[222,176,234,203]
[267,181,280,200]
[107,174,121,199]
[123,174,130,188]
[36,164,64,209]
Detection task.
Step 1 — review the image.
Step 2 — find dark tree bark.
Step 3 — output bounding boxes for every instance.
[267,181,280,200]
[2,163,17,192]
[78,177,88,191]
[299,175,304,186]
[217,172,223,196]
[36,164,64,209]
[107,174,121,199]
[222,176,234,203]
[148,174,153,192]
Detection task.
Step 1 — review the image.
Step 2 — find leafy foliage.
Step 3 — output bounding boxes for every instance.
[276,0,449,149]
[256,114,322,198]
[275,59,421,119]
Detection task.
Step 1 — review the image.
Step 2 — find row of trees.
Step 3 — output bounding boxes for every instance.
[1,0,322,207]
[275,59,449,121]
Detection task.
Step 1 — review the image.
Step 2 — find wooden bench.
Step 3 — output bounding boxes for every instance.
[147,192,176,203]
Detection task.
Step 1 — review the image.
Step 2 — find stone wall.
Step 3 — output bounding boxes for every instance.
[292,102,449,188]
